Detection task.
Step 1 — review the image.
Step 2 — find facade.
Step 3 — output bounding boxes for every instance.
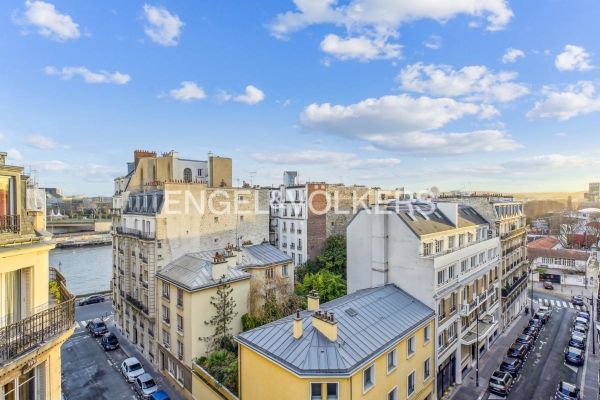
[347,202,502,399]
[0,152,75,400]
[237,285,436,400]
[584,182,600,203]
[155,243,293,395]
[111,150,269,367]
[439,195,528,329]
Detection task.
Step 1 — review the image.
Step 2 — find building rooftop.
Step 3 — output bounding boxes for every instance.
[236,284,434,376]
[527,247,590,262]
[528,236,560,250]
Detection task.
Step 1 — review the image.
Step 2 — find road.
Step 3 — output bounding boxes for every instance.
[62,298,182,400]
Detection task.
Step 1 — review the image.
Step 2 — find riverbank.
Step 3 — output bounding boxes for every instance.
[50,245,112,295]
[51,232,112,248]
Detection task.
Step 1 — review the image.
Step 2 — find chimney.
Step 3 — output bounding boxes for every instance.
[211,252,229,280]
[293,309,303,339]
[307,290,320,311]
[311,310,337,342]
[134,150,157,167]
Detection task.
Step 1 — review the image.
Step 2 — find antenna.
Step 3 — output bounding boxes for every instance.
[248,171,257,186]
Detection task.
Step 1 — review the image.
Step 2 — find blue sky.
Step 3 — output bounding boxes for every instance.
[1,0,599,196]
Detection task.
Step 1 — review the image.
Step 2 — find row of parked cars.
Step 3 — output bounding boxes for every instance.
[85,318,170,399]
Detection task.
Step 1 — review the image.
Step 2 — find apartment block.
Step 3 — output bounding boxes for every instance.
[347,202,501,399]
[237,285,435,400]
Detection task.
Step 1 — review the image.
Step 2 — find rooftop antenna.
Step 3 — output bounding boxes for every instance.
[248,171,256,186]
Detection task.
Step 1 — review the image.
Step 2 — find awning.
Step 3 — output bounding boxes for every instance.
[461,320,498,345]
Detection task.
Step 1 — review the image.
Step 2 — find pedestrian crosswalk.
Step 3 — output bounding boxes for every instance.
[534,298,587,311]
[74,315,113,330]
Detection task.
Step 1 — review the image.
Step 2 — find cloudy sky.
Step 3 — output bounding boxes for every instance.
[1,0,599,195]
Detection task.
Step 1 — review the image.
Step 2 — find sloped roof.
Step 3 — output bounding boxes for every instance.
[528,236,560,249]
[528,247,590,262]
[391,202,488,236]
[236,285,434,376]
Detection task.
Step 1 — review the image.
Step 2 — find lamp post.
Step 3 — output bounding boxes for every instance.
[475,310,494,387]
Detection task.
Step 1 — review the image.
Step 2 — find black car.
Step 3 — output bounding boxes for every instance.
[529,318,543,330]
[564,346,585,366]
[515,334,534,350]
[571,295,585,307]
[87,318,108,337]
[555,381,581,399]
[568,333,586,350]
[523,326,539,339]
[507,343,528,360]
[101,332,120,351]
[499,357,522,377]
[79,295,105,306]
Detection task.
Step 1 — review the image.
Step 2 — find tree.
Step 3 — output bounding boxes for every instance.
[317,235,347,278]
[296,270,346,303]
[202,282,238,353]
[196,349,238,395]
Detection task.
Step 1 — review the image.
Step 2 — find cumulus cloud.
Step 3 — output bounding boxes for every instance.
[555,45,594,71]
[398,63,529,103]
[18,0,80,41]
[167,81,206,102]
[502,48,525,63]
[424,35,442,50]
[320,34,401,61]
[44,66,131,85]
[143,4,184,46]
[219,85,265,105]
[251,150,401,169]
[527,81,600,120]
[7,148,23,162]
[26,134,58,149]
[300,94,520,155]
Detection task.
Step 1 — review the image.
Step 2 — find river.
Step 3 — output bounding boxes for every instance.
[49,245,112,296]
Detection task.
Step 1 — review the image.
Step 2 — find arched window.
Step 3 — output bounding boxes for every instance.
[183,168,192,182]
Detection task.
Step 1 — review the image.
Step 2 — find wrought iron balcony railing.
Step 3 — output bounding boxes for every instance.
[0,215,20,234]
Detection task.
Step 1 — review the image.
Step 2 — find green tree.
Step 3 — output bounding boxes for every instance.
[202,282,238,353]
[197,349,238,395]
[296,269,346,303]
[317,235,347,278]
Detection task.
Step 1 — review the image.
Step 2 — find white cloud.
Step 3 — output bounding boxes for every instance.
[167,81,206,102]
[424,35,441,50]
[19,0,80,41]
[502,48,525,63]
[300,94,520,155]
[31,160,68,172]
[527,81,600,121]
[7,148,23,162]
[220,85,265,105]
[26,134,58,149]
[398,63,529,103]
[555,45,594,71]
[251,150,401,169]
[320,34,401,61]
[502,154,591,170]
[142,4,184,46]
[45,66,131,85]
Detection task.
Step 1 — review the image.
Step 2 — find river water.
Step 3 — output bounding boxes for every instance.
[49,245,112,296]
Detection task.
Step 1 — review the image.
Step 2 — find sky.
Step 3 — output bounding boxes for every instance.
[1,0,599,196]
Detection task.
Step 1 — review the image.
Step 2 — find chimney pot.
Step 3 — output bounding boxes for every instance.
[307,291,320,311]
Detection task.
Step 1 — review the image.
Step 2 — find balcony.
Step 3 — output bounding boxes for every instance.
[115,227,156,241]
[1,268,74,365]
[0,215,20,234]
[125,294,149,316]
[501,273,528,298]
[501,226,526,241]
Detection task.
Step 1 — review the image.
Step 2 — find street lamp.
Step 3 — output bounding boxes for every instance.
[475,310,494,387]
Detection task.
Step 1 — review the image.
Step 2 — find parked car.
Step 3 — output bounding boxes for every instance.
[78,295,105,306]
[121,357,145,382]
[523,326,539,339]
[489,370,513,396]
[529,318,543,330]
[149,391,170,400]
[568,333,586,350]
[576,311,590,322]
[555,381,581,399]
[543,281,554,290]
[499,357,522,377]
[134,373,158,399]
[507,343,528,360]
[86,318,108,337]
[572,324,588,336]
[534,311,548,324]
[101,332,120,351]
[564,346,585,366]
[574,317,589,329]
[515,334,534,350]
[571,295,585,307]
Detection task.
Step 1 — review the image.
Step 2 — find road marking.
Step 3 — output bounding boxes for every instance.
[550,300,556,307]
[106,359,112,366]
[562,301,568,308]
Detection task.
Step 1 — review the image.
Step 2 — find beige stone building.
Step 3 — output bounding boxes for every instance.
[0,152,75,399]
[155,243,293,396]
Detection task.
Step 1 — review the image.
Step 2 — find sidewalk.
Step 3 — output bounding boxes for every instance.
[449,314,530,400]
[582,330,600,400]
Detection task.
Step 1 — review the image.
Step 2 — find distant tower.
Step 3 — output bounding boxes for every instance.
[283,171,298,187]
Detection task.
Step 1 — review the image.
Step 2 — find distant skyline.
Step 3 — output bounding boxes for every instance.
[1,0,599,196]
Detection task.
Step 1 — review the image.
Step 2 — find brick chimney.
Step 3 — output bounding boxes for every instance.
[211,252,228,280]
[293,309,303,339]
[307,290,320,311]
[311,310,337,342]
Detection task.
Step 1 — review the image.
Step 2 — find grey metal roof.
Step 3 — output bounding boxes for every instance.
[236,284,434,376]
[239,243,292,268]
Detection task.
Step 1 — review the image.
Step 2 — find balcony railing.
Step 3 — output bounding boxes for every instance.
[501,273,528,298]
[115,227,156,241]
[125,294,149,315]
[0,215,20,234]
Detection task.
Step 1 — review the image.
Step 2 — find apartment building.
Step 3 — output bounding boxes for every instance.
[440,195,528,328]
[0,152,75,400]
[237,285,435,400]
[155,243,293,395]
[111,150,269,366]
[347,202,501,399]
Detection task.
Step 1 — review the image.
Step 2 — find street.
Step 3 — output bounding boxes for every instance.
[62,298,183,400]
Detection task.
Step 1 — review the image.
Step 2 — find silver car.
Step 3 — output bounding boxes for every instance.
[134,373,158,399]
[121,357,145,382]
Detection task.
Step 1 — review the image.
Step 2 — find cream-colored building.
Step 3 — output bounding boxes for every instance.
[0,152,75,399]
[155,243,293,396]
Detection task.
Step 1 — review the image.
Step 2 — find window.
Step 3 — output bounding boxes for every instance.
[388,387,398,400]
[407,371,415,396]
[326,383,338,400]
[437,270,445,286]
[424,358,431,380]
[176,365,184,384]
[310,383,322,400]
[214,216,219,223]
[298,254,302,265]
[424,326,431,342]
[177,340,184,360]
[282,265,289,277]
[162,305,170,324]
[177,315,183,333]
[162,282,170,299]
[162,329,170,347]
[459,234,465,246]
[240,215,244,222]
[183,168,192,182]
[423,242,432,256]
[363,365,375,392]
[448,264,456,280]
[197,168,203,176]
[461,259,468,273]
[407,336,416,357]
[177,289,183,307]
[435,239,444,253]
[266,268,274,280]
[387,349,397,372]
[167,357,175,376]
[448,236,455,249]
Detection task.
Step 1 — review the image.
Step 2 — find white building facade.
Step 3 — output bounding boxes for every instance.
[269,185,307,266]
